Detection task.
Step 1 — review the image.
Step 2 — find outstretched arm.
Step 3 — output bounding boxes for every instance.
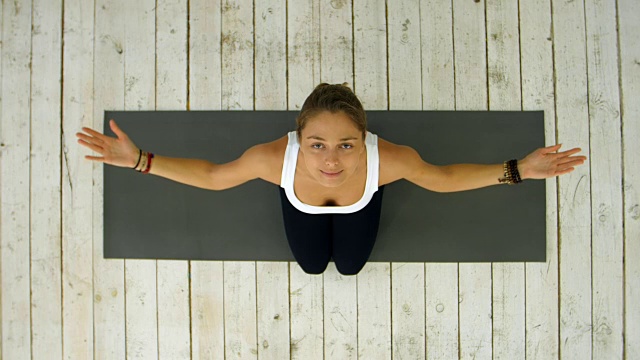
[77,119,271,191]
[401,144,587,193]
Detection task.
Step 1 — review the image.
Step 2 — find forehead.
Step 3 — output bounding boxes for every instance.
[303,111,360,136]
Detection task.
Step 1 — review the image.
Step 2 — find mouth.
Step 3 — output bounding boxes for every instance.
[321,170,343,178]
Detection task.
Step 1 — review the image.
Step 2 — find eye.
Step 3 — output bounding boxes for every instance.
[311,143,323,149]
[342,144,354,149]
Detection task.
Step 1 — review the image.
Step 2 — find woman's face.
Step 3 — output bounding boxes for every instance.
[299,111,366,188]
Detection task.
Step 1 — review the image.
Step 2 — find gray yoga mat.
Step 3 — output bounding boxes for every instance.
[104,111,546,262]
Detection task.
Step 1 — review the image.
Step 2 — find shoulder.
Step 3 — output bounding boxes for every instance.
[243,134,288,185]
[378,137,424,185]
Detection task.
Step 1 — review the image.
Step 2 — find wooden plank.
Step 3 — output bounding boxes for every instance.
[221,0,254,110]
[486,1,525,359]
[318,1,358,358]
[30,0,62,358]
[223,262,258,359]
[190,262,225,358]
[319,0,352,85]
[123,0,158,358]
[421,0,455,110]
[551,0,592,357]
[452,1,491,359]
[619,0,640,358]
[254,1,290,359]
[387,0,426,359]
[420,0,459,358]
[584,0,624,358]
[391,264,425,359]
[519,0,560,358]
[353,0,387,110]
[188,0,225,358]
[221,1,258,359]
[388,0,421,110]
[286,1,324,358]
[0,0,32,358]
[289,267,324,359]
[93,0,126,358]
[287,0,321,110]
[255,0,286,110]
[155,0,190,359]
[256,264,289,359]
[356,264,391,359]
[62,0,94,358]
[353,1,391,359]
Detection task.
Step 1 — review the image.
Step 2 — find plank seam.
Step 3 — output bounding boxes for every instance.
[484,0,490,112]
[450,0,457,114]
[613,0,627,357]
[515,1,528,358]
[384,0,389,110]
[318,0,322,82]
[252,0,256,111]
[186,0,193,357]
[29,0,35,357]
[581,0,594,357]
[60,1,67,358]
[154,2,160,357]
[548,0,563,357]
[90,0,97,357]
[285,0,288,110]
[484,1,495,356]
[222,261,226,359]
[418,0,424,111]
[187,0,191,111]
[351,0,355,92]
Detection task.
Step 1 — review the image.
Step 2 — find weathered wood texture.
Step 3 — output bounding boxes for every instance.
[0,0,634,359]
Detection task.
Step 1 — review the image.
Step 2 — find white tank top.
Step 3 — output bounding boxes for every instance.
[280,131,380,214]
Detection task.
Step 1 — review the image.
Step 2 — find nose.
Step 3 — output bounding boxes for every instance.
[325,150,339,167]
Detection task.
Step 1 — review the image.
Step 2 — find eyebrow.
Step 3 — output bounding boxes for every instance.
[307,135,358,141]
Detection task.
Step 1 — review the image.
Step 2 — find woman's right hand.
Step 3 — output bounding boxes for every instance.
[76,119,140,168]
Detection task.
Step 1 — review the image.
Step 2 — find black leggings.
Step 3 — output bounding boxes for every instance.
[278,186,385,276]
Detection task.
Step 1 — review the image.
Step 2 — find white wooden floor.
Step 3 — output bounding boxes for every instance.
[1,0,638,359]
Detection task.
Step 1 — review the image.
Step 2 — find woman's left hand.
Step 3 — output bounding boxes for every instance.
[519,144,587,180]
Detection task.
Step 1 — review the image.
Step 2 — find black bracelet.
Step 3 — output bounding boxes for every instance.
[132,149,142,169]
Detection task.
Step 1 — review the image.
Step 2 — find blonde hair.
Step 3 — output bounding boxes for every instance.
[296,83,367,140]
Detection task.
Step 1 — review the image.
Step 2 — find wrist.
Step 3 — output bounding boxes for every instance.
[517,159,528,180]
[132,149,142,169]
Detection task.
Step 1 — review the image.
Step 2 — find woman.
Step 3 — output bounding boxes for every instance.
[77,83,587,276]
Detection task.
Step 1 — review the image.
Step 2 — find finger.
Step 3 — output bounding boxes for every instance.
[541,144,562,155]
[561,148,583,155]
[109,119,127,140]
[85,155,105,162]
[556,167,575,176]
[559,158,586,167]
[545,143,562,150]
[77,139,104,153]
[82,126,110,141]
[76,132,103,145]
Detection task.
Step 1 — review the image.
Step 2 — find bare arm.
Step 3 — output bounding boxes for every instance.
[77,119,270,191]
[393,144,586,193]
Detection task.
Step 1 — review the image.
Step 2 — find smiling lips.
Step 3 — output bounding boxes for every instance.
[321,170,343,177]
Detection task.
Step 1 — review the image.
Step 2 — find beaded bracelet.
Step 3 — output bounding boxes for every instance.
[498,159,523,185]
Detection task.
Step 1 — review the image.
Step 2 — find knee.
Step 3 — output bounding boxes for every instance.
[298,261,329,275]
[335,262,365,276]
